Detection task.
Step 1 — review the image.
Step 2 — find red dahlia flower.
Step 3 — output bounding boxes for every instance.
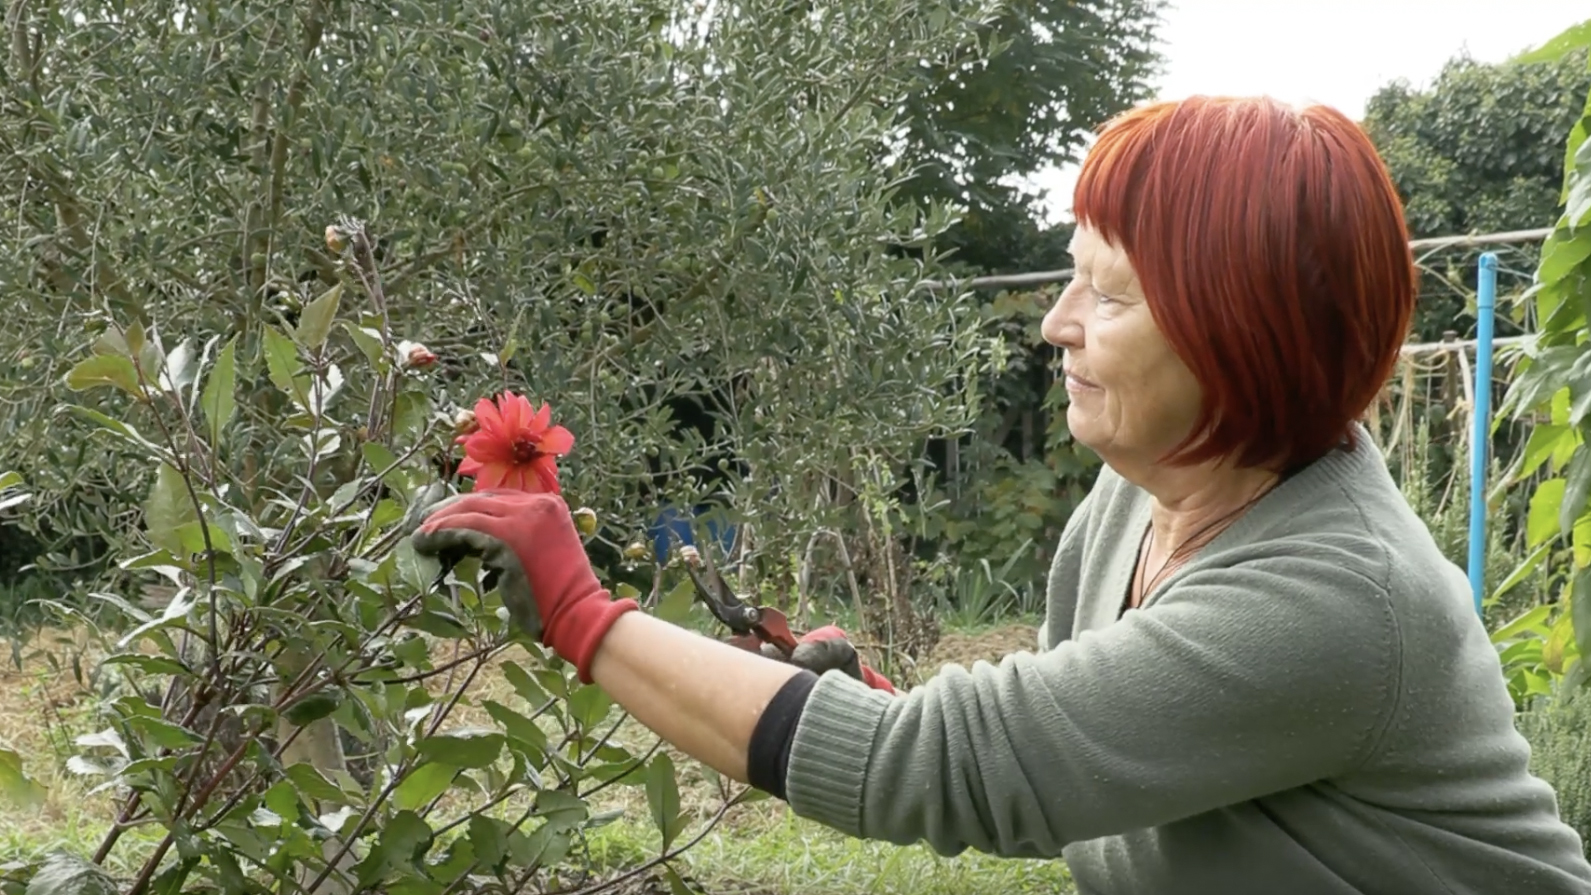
[454,391,574,494]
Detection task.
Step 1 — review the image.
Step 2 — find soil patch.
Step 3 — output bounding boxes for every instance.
[917,623,1039,679]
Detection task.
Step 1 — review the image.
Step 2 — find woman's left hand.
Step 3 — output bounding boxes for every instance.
[411,489,638,683]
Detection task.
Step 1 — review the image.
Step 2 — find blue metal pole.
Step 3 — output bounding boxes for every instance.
[1467,252,1499,617]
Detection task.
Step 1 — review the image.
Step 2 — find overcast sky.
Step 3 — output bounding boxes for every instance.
[1029,1,1591,222]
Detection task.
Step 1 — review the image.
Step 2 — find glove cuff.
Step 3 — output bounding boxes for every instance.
[544,594,639,684]
[860,664,897,694]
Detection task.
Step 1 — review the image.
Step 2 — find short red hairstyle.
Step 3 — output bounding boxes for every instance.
[1072,95,1416,473]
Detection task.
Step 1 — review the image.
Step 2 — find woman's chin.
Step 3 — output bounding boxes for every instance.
[1064,410,1106,452]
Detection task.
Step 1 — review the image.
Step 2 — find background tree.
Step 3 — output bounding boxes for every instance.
[1364,47,1591,342]
[893,1,1166,602]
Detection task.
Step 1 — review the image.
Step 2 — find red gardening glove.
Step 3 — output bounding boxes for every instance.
[411,490,636,684]
[781,625,897,694]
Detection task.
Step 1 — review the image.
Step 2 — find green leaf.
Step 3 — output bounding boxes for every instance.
[284,762,345,803]
[645,752,684,851]
[469,814,510,870]
[482,700,548,756]
[282,690,345,726]
[391,390,432,439]
[296,282,343,350]
[263,779,300,820]
[1528,478,1567,548]
[1518,421,1579,480]
[341,320,386,365]
[199,336,238,445]
[1540,227,1591,286]
[1563,449,1591,539]
[99,654,189,676]
[501,661,550,708]
[66,405,158,453]
[64,354,142,396]
[403,610,469,640]
[262,325,307,407]
[0,745,45,808]
[393,538,437,593]
[510,822,574,871]
[567,685,612,730]
[662,864,699,895]
[143,463,199,556]
[127,716,198,751]
[1492,603,1555,643]
[655,576,696,624]
[23,852,119,895]
[532,788,589,828]
[1492,542,1553,602]
[1544,605,1578,674]
[354,809,434,886]
[415,729,505,770]
[392,762,458,811]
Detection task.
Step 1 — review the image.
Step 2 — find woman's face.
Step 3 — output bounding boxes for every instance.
[1041,226,1205,466]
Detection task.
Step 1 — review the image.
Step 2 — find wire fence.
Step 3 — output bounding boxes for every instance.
[935,225,1556,508]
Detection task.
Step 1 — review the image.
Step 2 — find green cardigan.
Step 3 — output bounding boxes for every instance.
[781,430,1591,894]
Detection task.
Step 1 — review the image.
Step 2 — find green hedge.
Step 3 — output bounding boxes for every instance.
[1518,692,1591,853]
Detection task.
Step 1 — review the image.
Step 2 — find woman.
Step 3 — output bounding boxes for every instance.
[412,96,1591,894]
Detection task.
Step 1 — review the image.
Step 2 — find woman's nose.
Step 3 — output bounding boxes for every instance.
[1041,283,1084,349]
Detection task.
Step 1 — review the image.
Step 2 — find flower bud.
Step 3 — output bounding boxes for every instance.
[571,507,599,537]
[325,224,347,253]
[623,541,649,561]
[398,340,438,370]
[453,408,479,436]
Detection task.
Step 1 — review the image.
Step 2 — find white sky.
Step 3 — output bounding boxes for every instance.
[1030,1,1591,223]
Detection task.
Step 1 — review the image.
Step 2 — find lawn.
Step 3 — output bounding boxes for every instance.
[0,619,1073,894]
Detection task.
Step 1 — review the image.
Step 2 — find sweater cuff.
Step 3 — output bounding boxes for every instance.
[783,669,897,837]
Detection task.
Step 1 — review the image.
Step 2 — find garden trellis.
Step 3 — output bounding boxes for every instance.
[926,226,1553,619]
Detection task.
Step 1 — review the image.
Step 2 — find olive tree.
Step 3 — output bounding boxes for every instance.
[0,0,1001,891]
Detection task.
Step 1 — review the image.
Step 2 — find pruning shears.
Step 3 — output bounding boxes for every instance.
[674,535,799,659]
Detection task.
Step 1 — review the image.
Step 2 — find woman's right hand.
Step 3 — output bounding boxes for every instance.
[752,625,897,693]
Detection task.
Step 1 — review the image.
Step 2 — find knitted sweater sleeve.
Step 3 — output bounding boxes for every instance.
[779,546,1401,858]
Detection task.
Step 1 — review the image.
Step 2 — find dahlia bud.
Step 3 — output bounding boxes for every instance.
[325,224,347,253]
[623,541,650,561]
[398,340,438,370]
[571,507,599,537]
[453,408,479,436]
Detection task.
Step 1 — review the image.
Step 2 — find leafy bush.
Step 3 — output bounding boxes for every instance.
[1494,22,1591,703]
[22,235,779,894]
[1518,692,1591,853]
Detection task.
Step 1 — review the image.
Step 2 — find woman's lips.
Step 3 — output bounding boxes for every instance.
[1064,370,1100,391]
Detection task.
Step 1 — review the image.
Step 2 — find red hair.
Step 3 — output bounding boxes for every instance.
[1072,95,1416,473]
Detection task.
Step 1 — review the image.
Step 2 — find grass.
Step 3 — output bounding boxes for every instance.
[0,618,1069,894]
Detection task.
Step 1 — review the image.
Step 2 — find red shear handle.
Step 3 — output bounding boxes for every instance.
[726,622,896,693]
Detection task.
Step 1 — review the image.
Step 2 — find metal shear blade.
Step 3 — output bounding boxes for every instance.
[674,530,797,657]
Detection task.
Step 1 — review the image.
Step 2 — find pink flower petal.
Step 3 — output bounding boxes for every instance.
[473,397,505,435]
[537,425,574,456]
[532,456,561,494]
[475,461,509,490]
[499,390,529,434]
[529,401,551,434]
[461,431,512,464]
